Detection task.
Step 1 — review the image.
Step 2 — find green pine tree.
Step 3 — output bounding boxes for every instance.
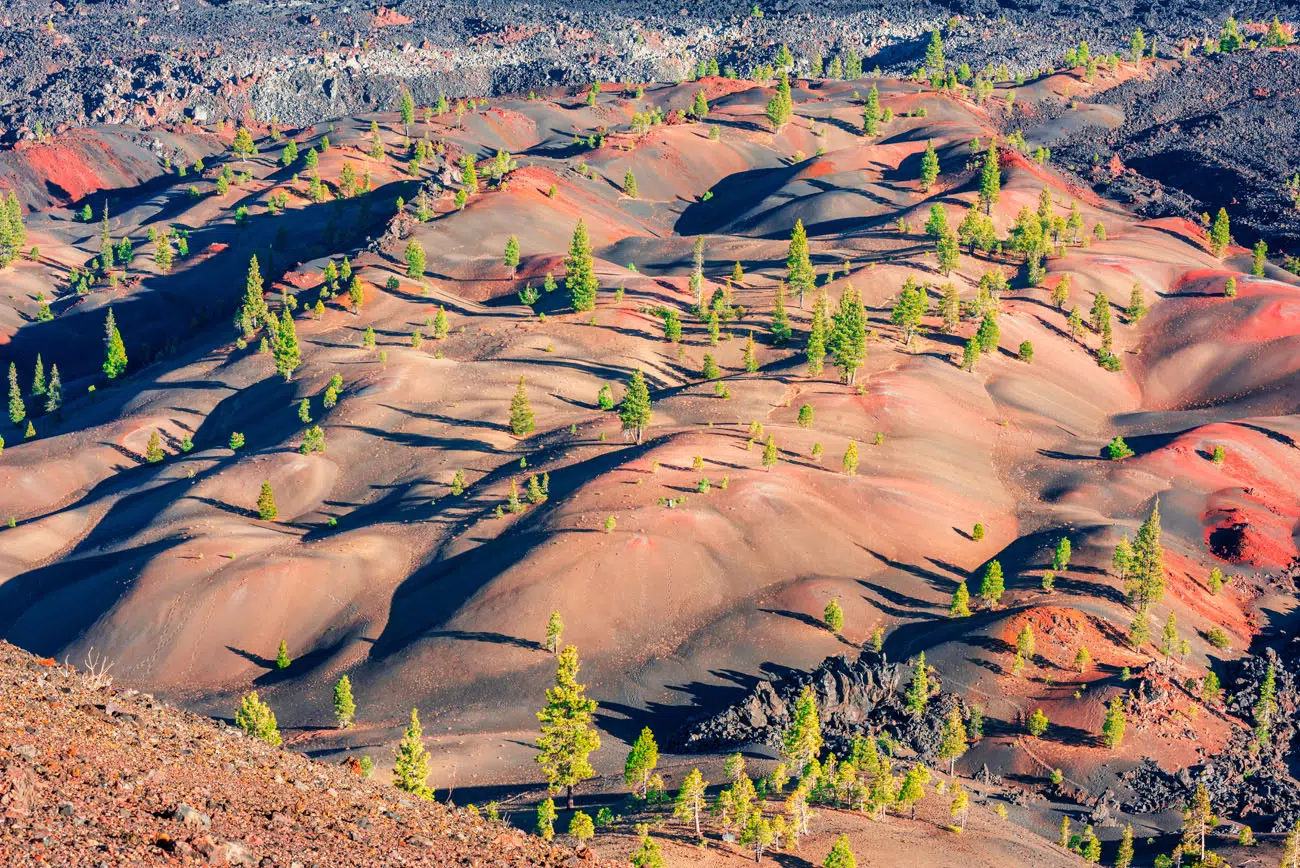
[906,651,930,716]
[938,704,968,773]
[624,727,660,799]
[393,708,432,798]
[333,674,356,728]
[806,291,828,375]
[782,685,823,775]
[770,281,792,343]
[920,139,940,191]
[980,560,1005,606]
[275,639,291,669]
[565,219,599,312]
[950,581,971,617]
[1209,208,1230,257]
[536,645,602,808]
[618,369,652,444]
[829,283,867,384]
[103,307,128,379]
[7,362,24,425]
[273,307,300,381]
[785,220,815,304]
[405,240,426,278]
[235,692,281,746]
[509,376,535,436]
[979,140,1001,213]
[257,481,278,520]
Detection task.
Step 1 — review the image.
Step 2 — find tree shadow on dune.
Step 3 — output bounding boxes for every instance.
[422,630,543,652]
[858,545,959,597]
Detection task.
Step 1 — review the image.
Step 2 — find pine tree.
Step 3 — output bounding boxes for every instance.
[1116,823,1135,868]
[275,639,291,669]
[630,828,665,868]
[762,434,778,469]
[1053,537,1072,571]
[544,610,564,654]
[950,581,971,617]
[950,781,969,832]
[920,139,940,191]
[399,89,415,129]
[624,727,660,799]
[622,170,638,198]
[333,674,356,728]
[862,84,881,135]
[273,307,300,381]
[257,481,278,520]
[1160,612,1179,662]
[536,646,601,808]
[1281,819,1300,868]
[235,692,281,746]
[433,306,449,339]
[44,365,61,414]
[897,762,929,818]
[924,28,946,72]
[393,708,432,798]
[1182,784,1215,863]
[786,219,815,304]
[1028,708,1050,736]
[770,282,792,344]
[782,685,823,775]
[565,219,598,312]
[1102,696,1126,749]
[906,651,930,717]
[742,331,758,373]
[1209,208,1230,257]
[145,430,165,463]
[405,240,426,278]
[979,140,1001,213]
[691,90,709,119]
[765,71,793,130]
[510,377,536,437]
[503,235,520,274]
[673,768,709,837]
[806,291,828,374]
[568,811,595,842]
[535,797,557,840]
[7,362,23,425]
[1128,501,1165,608]
[890,278,927,346]
[103,307,128,379]
[619,370,652,444]
[27,356,44,400]
[980,560,1004,606]
[824,599,844,633]
[829,283,867,384]
[939,705,968,773]
[232,126,257,161]
[1017,624,1036,660]
[1254,662,1277,746]
[823,835,857,868]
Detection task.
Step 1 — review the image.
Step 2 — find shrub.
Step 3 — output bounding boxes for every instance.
[1205,628,1231,650]
[1106,436,1134,460]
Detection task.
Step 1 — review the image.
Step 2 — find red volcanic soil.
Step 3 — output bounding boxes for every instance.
[0,74,1296,864]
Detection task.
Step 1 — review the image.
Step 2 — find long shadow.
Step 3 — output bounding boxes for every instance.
[422,630,544,652]
[859,545,957,597]
[0,537,184,655]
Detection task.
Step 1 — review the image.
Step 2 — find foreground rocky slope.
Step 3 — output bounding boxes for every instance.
[0,641,598,866]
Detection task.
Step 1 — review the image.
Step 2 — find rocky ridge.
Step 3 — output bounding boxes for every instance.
[0,642,603,867]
